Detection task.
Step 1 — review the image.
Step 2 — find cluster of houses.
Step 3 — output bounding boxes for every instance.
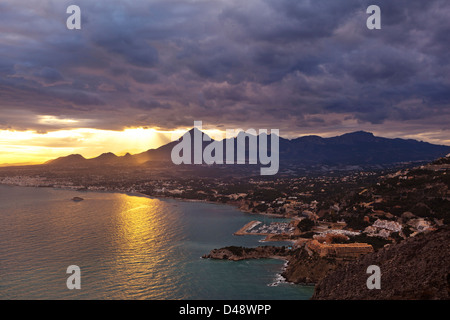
[245,197,320,217]
[364,219,403,238]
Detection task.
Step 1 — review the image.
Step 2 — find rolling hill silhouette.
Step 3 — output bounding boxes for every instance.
[44,129,450,168]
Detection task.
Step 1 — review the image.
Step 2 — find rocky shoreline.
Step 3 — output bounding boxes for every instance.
[203,227,450,299]
[202,245,347,285]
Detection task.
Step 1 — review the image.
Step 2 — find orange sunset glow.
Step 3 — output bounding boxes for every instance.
[0,127,170,166]
[0,126,233,166]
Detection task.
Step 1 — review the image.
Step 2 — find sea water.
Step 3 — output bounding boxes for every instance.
[0,185,313,300]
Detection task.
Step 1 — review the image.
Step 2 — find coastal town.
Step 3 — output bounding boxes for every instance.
[0,153,449,300]
[1,155,448,259]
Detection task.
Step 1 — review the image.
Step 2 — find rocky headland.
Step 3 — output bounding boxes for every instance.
[202,246,290,261]
[203,226,450,298]
[202,245,347,285]
[312,226,450,300]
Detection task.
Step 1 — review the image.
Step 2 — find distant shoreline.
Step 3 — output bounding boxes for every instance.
[131,191,294,220]
[0,183,292,220]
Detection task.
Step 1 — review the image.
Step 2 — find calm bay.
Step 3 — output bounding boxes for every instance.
[0,185,313,300]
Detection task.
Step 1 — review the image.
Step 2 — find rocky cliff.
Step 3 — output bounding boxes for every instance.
[281,247,348,285]
[312,226,450,300]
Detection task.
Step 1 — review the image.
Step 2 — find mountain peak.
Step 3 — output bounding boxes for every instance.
[187,127,206,135]
[95,152,117,158]
[342,131,374,137]
[336,131,376,143]
[89,152,119,164]
[45,154,86,165]
[67,154,85,159]
[184,127,212,140]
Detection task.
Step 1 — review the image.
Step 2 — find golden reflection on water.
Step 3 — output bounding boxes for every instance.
[0,186,314,300]
[109,194,185,299]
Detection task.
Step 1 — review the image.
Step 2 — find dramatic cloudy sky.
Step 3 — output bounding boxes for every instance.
[0,0,449,164]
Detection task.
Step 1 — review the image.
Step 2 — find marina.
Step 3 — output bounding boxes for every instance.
[234,220,297,237]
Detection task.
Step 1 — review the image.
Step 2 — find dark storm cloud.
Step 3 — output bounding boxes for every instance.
[131,69,159,84]
[0,0,449,139]
[34,67,64,84]
[136,99,171,110]
[92,31,159,68]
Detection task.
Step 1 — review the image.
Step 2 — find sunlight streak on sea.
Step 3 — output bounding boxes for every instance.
[0,185,313,300]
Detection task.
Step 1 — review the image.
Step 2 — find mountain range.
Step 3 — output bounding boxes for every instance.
[45,129,450,168]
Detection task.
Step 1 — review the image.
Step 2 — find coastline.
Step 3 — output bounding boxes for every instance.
[202,244,335,286]
[0,182,294,219]
[0,183,306,287]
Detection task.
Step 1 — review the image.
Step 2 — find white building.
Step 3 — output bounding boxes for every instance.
[364,219,402,238]
[372,219,402,232]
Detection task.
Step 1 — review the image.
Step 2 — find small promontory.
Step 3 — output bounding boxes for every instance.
[202,246,290,261]
[202,245,344,285]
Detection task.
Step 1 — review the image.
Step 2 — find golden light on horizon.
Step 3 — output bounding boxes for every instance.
[1,123,449,166]
[0,125,236,166]
[0,127,174,166]
[38,116,79,125]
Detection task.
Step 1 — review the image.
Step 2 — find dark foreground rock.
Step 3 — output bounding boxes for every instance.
[281,247,347,285]
[312,226,450,300]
